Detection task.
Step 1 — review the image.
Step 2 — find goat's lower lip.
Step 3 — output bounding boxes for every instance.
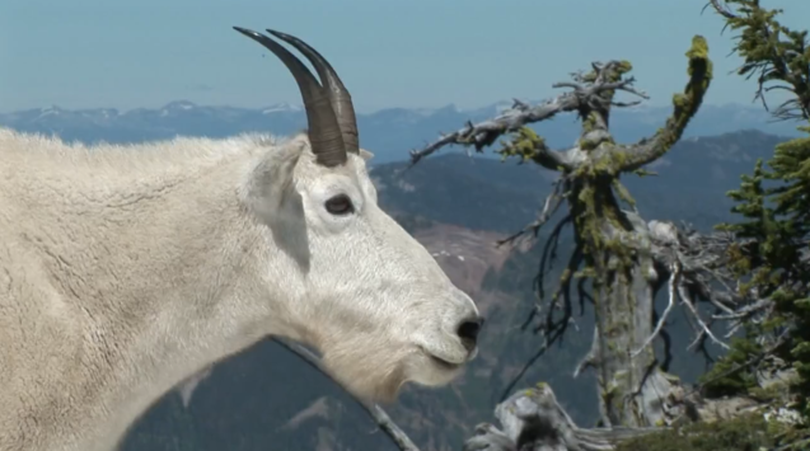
[420,347,464,369]
[430,354,462,369]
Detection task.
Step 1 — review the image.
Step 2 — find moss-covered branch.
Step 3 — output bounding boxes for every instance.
[619,35,713,172]
[408,60,649,171]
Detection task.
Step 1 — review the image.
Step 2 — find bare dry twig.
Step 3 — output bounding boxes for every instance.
[408,60,649,170]
[679,284,731,351]
[632,262,681,358]
[496,174,571,248]
[500,217,773,401]
[703,0,737,20]
[648,221,778,352]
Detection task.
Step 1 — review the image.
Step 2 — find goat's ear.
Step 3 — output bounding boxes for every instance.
[243,141,304,227]
[359,148,374,162]
[244,141,310,268]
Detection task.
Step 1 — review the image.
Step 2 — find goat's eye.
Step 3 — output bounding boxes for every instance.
[325,194,355,216]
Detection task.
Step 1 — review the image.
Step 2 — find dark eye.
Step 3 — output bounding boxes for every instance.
[325,194,355,216]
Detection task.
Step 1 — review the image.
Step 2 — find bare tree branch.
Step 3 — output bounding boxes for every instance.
[497,175,570,248]
[703,0,737,19]
[271,338,421,451]
[519,214,573,332]
[687,329,791,399]
[647,220,782,352]
[679,285,731,351]
[632,262,681,358]
[408,103,574,171]
[507,214,774,407]
[408,60,649,170]
[574,329,600,379]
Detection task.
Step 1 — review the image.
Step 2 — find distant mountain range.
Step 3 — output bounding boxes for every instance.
[0,104,796,450]
[0,100,803,164]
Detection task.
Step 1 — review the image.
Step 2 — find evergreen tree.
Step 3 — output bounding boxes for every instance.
[703,0,810,423]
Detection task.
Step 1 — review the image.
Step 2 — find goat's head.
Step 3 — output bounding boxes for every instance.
[233,27,483,402]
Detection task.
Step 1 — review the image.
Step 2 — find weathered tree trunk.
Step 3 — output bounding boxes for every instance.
[463,376,802,450]
[586,209,680,427]
[462,384,664,451]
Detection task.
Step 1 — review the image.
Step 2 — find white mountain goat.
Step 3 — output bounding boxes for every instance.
[0,27,483,451]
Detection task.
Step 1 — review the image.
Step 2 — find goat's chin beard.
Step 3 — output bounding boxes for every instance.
[319,335,411,404]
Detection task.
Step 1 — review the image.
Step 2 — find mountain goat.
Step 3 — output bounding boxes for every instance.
[0,27,483,451]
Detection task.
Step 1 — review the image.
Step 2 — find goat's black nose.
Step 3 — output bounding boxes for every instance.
[457,316,485,351]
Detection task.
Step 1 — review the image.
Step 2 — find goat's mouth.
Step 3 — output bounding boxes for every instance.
[430,354,463,370]
[419,347,465,370]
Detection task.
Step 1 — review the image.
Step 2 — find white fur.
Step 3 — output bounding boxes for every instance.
[0,128,480,451]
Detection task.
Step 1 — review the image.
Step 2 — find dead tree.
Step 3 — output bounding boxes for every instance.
[409,35,741,428]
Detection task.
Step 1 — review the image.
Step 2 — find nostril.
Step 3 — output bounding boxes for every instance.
[457,316,484,350]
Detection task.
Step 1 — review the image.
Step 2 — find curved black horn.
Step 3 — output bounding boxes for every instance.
[233,26,347,167]
[265,29,359,155]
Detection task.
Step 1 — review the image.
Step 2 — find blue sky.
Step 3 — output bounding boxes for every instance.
[1,0,807,113]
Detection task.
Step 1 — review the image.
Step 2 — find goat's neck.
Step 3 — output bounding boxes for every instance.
[35,150,296,449]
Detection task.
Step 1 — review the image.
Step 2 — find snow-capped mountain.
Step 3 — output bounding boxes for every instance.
[0,100,801,163]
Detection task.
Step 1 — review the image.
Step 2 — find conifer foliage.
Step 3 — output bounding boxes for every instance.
[705,0,810,421]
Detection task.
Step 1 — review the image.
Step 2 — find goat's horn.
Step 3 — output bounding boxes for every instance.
[265,29,359,155]
[233,26,347,167]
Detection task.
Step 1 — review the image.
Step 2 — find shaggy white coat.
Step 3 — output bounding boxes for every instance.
[0,128,479,451]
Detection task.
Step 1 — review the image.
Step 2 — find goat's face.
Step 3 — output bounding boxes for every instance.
[300,145,481,401]
[235,27,483,402]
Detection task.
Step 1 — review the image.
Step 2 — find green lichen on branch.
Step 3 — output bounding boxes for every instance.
[496,127,550,166]
[577,60,634,151]
[663,35,713,150]
[620,35,713,172]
